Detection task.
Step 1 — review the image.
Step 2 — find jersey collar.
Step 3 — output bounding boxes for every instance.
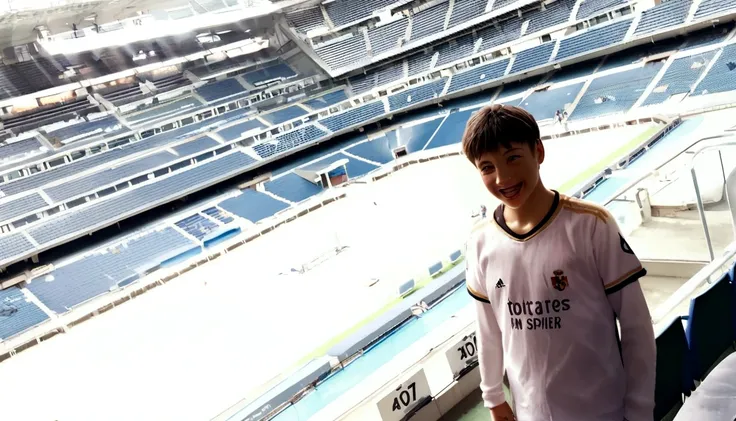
[493,190,562,241]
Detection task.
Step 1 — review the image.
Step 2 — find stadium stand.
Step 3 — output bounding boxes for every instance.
[45,115,127,145]
[324,0,396,27]
[285,7,326,34]
[261,105,308,125]
[517,82,585,120]
[694,0,736,20]
[252,125,328,159]
[576,0,628,20]
[302,89,348,110]
[219,189,290,222]
[0,287,48,340]
[692,43,736,96]
[571,62,665,120]
[448,0,488,28]
[3,2,736,419]
[315,35,370,71]
[634,0,692,36]
[27,228,196,313]
[508,42,556,75]
[196,78,248,103]
[388,78,448,111]
[555,19,634,61]
[0,137,45,163]
[410,2,450,41]
[320,101,386,132]
[642,52,717,106]
[448,59,510,93]
[368,18,409,55]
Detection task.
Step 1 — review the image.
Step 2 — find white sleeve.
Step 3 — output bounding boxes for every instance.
[592,211,656,421]
[466,238,506,408]
[607,285,656,421]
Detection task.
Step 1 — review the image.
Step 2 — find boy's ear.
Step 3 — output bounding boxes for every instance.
[534,139,545,166]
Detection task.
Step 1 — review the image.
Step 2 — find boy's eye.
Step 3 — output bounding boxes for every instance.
[480,165,495,174]
[508,155,521,162]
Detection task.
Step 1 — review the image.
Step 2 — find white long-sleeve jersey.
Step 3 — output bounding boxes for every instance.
[466,192,656,421]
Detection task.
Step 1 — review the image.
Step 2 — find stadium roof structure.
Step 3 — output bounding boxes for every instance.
[0,0,293,51]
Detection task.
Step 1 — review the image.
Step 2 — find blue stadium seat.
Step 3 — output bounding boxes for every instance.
[683,272,736,382]
[654,316,694,420]
[428,262,443,276]
[398,279,415,297]
[450,250,462,262]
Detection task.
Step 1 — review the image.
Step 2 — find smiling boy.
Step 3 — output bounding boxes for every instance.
[462,105,656,421]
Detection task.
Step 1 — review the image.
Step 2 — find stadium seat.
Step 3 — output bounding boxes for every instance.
[428,262,443,277]
[449,250,462,262]
[682,272,736,382]
[398,279,416,297]
[654,316,694,420]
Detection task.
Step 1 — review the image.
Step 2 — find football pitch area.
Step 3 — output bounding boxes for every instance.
[0,122,665,421]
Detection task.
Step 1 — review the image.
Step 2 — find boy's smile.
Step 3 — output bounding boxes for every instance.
[474,142,545,210]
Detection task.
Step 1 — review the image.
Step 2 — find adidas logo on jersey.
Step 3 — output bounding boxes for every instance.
[496,279,505,289]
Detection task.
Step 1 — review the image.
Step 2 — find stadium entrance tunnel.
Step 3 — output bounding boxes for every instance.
[294,158,350,189]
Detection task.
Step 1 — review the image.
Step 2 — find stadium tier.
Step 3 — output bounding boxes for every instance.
[0,1,735,420]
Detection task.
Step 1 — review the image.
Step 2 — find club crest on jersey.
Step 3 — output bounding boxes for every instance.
[551,270,568,291]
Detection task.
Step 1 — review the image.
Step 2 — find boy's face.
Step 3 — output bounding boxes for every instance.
[474,141,545,209]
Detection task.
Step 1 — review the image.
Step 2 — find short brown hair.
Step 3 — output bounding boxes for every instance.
[461,104,540,165]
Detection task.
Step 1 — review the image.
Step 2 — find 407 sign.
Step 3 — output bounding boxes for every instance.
[376,370,431,421]
[445,332,478,378]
